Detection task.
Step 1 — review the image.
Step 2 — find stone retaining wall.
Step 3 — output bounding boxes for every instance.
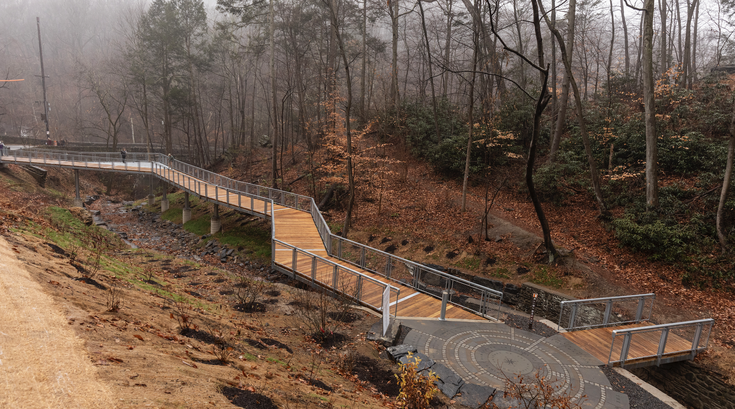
[632,361,735,409]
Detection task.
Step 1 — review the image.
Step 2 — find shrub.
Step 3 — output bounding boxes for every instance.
[491,366,585,408]
[612,216,693,262]
[106,284,123,312]
[395,352,439,409]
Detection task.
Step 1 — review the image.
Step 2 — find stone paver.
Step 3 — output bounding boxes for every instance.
[399,319,628,409]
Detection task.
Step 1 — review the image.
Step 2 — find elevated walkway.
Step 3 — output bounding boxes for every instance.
[1,149,505,335]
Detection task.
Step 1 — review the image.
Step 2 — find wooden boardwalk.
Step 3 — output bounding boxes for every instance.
[562,322,694,366]
[3,155,486,321]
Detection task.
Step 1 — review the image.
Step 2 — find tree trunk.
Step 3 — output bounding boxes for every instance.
[551,0,557,117]
[692,0,700,85]
[643,0,659,207]
[607,0,615,116]
[360,0,367,122]
[659,0,667,76]
[324,0,355,237]
[442,0,454,98]
[716,100,735,251]
[417,0,441,142]
[389,0,400,111]
[548,0,576,163]
[682,0,698,89]
[620,0,630,76]
[270,0,279,189]
[462,2,480,212]
[542,2,608,215]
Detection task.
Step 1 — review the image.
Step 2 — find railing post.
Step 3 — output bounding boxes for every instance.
[568,304,578,330]
[656,328,670,366]
[251,196,254,211]
[205,184,208,200]
[360,247,366,268]
[691,322,704,359]
[619,333,632,367]
[603,300,613,326]
[357,275,363,302]
[337,239,342,258]
[635,296,646,322]
[311,256,317,282]
[386,256,392,279]
[292,248,298,273]
[440,291,448,321]
[332,265,338,290]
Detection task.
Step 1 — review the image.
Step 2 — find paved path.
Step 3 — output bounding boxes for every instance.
[400,319,630,409]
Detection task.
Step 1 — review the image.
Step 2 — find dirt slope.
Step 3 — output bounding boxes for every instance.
[0,235,116,408]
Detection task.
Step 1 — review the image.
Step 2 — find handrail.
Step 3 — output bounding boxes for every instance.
[328,234,504,320]
[558,293,656,331]
[608,318,714,367]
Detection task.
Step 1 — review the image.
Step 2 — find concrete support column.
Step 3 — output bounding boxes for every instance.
[148,174,155,205]
[210,204,221,235]
[72,169,83,208]
[160,183,169,212]
[182,192,191,224]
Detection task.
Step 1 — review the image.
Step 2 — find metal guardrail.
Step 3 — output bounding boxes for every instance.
[272,239,400,315]
[328,235,504,321]
[0,148,160,173]
[558,293,656,331]
[608,318,715,367]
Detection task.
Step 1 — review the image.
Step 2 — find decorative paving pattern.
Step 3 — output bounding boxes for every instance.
[400,319,630,409]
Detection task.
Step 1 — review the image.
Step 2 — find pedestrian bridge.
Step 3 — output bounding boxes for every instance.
[0,149,505,337]
[0,149,714,368]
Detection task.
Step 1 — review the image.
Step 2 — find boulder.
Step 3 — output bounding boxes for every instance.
[455,383,496,409]
[386,344,417,360]
[398,352,434,372]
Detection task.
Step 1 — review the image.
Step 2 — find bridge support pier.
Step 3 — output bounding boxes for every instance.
[72,169,83,208]
[182,192,191,224]
[161,184,169,212]
[210,204,221,235]
[148,175,155,205]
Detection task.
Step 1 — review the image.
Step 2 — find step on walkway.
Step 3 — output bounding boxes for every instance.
[399,319,630,409]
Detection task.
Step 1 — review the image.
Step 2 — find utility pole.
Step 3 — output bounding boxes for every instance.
[36,17,50,140]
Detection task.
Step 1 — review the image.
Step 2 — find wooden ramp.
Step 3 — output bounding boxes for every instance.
[562,323,694,367]
[1,152,487,321]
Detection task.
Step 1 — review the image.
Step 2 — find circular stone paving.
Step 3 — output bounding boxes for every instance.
[400,319,630,409]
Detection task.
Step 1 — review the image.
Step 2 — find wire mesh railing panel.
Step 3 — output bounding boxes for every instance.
[363,250,388,276]
[559,294,656,331]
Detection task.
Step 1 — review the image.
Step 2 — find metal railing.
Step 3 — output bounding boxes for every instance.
[0,148,160,173]
[558,293,656,331]
[272,239,400,315]
[608,319,714,367]
[328,235,504,320]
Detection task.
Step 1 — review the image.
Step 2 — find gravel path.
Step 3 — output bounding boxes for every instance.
[503,312,558,337]
[603,367,677,409]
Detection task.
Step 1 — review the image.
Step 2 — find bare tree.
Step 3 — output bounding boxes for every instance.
[489,0,559,263]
